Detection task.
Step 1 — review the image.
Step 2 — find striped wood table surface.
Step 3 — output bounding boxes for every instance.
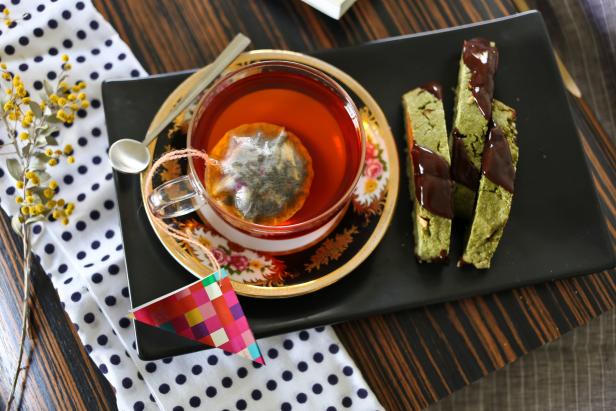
[0,1,614,410]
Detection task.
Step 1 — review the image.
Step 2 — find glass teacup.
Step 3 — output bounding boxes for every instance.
[148,60,365,241]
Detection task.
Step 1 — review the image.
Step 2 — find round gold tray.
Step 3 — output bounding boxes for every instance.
[141,50,399,298]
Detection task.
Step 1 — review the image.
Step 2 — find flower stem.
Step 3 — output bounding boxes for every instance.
[5,224,32,411]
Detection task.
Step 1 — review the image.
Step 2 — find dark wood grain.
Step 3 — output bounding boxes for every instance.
[0,210,116,409]
[0,1,613,410]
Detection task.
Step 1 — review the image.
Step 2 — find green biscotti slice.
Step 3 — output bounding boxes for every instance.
[450,41,497,219]
[402,86,452,263]
[461,100,518,269]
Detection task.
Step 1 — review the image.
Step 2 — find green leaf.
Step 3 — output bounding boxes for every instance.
[34,136,47,148]
[45,114,61,124]
[34,152,51,163]
[38,126,58,142]
[43,79,54,95]
[28,101,43,117]
[30,158,47,171]
[30,186,45,196]
[26,215,45,225]
[6,158,23,181]
[21,143,31,158]
[45,135,58,146]
[11,215,23,237]
[36,171,51,183]
[33,192,47,205]
[32,164,46,172]
[41,126,56,136]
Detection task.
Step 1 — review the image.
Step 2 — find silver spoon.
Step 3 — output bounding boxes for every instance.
[108,33,251,174]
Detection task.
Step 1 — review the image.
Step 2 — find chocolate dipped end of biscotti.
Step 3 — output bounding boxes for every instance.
[402,85,453,263]
[460,100,518,269]
[450,38,499,218]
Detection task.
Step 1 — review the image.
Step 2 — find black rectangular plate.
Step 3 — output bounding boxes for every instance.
[103,11,615,360]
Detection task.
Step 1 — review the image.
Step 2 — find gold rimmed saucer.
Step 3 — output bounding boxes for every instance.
[140,50,399,298]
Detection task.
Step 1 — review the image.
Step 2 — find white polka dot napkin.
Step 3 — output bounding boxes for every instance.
[0,1,383,410]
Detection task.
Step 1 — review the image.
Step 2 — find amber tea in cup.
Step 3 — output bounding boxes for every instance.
[192,61,364,235]
[149,60,365,239]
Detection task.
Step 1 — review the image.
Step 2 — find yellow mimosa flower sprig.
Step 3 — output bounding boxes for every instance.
[0,7,89,405]
[1,54,88,228]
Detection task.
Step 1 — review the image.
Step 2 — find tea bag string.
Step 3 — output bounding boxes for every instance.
[144,148,221,276]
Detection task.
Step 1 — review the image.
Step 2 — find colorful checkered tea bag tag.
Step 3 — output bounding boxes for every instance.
[130,269,264,364]
[141,148,264,362]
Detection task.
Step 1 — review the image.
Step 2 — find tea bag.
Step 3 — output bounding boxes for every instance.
[205,122,314,225]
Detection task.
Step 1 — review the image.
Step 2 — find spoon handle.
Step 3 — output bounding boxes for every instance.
[141,33,251,146]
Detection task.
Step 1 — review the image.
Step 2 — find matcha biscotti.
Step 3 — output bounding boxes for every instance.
[402,83,453,263]
[450,38,499,218]
[460,100,518,269]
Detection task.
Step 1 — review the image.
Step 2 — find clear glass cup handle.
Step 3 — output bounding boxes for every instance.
[148,173,207,219]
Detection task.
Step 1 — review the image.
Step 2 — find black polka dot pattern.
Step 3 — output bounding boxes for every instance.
[262,379,277,393]
[188,396,200,407]
[206,386,217,398]
[282,371,293,381]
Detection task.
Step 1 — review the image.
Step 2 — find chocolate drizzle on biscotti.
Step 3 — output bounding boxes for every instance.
[451,128,480,190]
[411,145,454,219]
[463,38,499,119]
[419,81,443,100]
[482,122,515,192]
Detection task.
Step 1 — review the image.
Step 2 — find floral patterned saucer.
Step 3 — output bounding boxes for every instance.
[141,50,400,298]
